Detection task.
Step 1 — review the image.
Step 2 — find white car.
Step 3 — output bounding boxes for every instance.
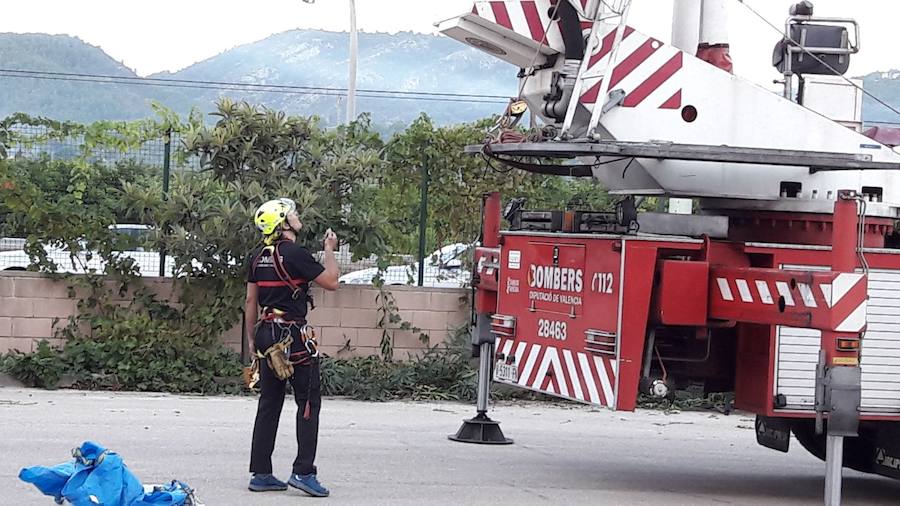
[339,243,473,288]
[0,224,177,277]
[0,237,26,252]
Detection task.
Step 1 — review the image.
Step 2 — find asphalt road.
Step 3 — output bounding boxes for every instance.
[1,388,898,505]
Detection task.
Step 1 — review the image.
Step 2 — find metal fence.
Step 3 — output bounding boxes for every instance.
[1,126,463,288]
[0,241,470,287]
[5,124,200,173]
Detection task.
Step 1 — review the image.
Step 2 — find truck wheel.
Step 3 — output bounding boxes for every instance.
[791,419,876,474]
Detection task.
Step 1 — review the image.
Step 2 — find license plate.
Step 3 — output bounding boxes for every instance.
[494,362,518,383]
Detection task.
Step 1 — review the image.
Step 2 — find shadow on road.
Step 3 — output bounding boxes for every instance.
[572,462,899,503]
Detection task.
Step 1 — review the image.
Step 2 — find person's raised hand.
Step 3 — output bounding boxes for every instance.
[323,228,338,251]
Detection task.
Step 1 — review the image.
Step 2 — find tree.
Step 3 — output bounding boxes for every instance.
[0,104,621,387]
[374,114,616,254]
[115,100,390,339]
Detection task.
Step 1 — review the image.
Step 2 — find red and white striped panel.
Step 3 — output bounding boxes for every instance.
[471,1,565,51]
[572,0,591,16]
[495,337,617,407]
[579,26,684,110]
[715,273,868,333]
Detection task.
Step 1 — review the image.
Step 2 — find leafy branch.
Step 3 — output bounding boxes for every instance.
[372,263,430,362]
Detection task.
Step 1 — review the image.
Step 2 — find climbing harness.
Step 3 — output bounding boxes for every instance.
[250,239,317,309]
[249,234,321,420]
[257,311,320,359]
[255,308,321,420]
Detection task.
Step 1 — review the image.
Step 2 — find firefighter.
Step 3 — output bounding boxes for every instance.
[245,197,339,497]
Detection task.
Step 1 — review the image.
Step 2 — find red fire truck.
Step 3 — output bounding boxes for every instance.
[437,1,900,502]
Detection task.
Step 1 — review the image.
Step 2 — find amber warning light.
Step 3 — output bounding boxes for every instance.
[836,337,861,352]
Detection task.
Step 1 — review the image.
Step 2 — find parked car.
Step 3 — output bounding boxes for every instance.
[339,243,473,288]
[0,237,26,252]
[0,224,177,277]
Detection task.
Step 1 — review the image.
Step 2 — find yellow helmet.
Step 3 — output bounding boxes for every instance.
[254,198,296,239]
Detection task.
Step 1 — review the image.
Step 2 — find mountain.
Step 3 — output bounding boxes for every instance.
[151,29,517,127]
[0,30,517,127]
[861,71,900,125]
[0,33,154,121]
[3,31,900,128]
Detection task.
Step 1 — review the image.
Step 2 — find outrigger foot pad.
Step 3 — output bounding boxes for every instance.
[448,413,513,445]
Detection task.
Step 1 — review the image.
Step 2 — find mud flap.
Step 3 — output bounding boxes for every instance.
[874,448,900,479]
[874,424,900,480]
[755,415,791,453]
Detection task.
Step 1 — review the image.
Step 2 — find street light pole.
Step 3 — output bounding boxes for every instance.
[301,0,357,125]
[346,0,357,124]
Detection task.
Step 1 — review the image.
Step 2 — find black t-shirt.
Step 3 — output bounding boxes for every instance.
[247,240,326,321]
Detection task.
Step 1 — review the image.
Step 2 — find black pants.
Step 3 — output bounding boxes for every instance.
[249,322,322,476]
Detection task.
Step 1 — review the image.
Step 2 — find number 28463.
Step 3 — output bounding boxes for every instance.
[538,319,567,341]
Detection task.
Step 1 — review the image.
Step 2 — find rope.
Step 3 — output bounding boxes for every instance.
[601,0,629,14]
[498,130,528,143]
[515,1,564,101]
[487,0,565,145]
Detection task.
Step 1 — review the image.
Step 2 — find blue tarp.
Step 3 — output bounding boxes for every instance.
[19,441,194,506]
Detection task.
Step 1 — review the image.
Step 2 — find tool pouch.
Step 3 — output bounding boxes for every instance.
[263,336,294,381]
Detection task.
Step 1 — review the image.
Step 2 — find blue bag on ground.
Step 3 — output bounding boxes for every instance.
[18,441,196,505]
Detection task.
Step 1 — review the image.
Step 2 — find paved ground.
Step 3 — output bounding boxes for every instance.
[1,388,898,505]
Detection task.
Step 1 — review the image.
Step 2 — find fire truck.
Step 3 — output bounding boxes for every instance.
[436,0,900,502]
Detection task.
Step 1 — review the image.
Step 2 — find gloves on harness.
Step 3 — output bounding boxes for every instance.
[262,336,294,381]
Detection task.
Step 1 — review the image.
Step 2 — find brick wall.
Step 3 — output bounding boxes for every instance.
[0,272,470,359]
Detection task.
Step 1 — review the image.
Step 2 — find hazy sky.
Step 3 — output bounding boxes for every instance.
[1,0,898,87]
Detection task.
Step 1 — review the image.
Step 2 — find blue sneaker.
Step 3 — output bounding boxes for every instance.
[248,473,288,492]
[289,473,330,497]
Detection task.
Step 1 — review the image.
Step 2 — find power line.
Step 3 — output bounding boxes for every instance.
[0,67,512,103]
[735,0,900,120]
[0,71,506,105]
[0,71,511,105]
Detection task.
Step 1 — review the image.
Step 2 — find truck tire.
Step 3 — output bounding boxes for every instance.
[791,419,876,474]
